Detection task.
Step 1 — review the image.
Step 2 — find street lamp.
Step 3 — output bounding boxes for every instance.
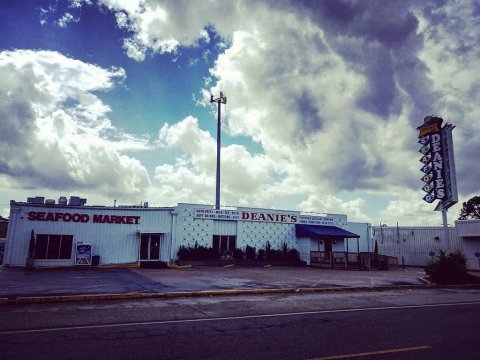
[210,92,227,210]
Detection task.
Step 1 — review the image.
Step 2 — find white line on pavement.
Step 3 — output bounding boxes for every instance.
[1,301,480,336]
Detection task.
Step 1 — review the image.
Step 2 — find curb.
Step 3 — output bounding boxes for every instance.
[418,277,434,285]
[0,284,438,306]
[3,283,479,306]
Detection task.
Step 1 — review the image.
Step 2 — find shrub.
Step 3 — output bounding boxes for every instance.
[177,242,220,260]
[257,249,266,260]
[245,245,256,260]
[233,248,244,260]
[265,241,281,260]
[425,250,468,284]
[266,249,282,261]
[287,249,299,262]
[265,241,271,256]
[282,242,288,259]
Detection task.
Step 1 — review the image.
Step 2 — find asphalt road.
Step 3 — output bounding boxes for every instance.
[1,289,480,360]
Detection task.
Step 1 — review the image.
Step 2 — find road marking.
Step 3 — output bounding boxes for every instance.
[309,345,432,359]
[1,301,479,336]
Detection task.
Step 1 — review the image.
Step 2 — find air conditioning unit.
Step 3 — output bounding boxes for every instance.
[69,196,80,206]
[45,199,55,205]
[34,197,45,204]
[68,196,87,206]
[58,196,68,205]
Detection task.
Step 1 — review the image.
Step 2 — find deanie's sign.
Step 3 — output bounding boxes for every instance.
[194,209,344,226]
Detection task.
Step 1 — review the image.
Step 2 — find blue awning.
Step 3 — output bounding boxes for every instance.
[296,224,360,239]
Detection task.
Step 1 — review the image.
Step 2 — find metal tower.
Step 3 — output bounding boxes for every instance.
[210,92,227,209]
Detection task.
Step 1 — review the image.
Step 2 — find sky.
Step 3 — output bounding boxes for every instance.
[0,0,479,226]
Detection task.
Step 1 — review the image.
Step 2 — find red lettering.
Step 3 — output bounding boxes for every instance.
[280,215,286,222]
[241,212,250,220]
[267,214,274,221]
[27,212,138,225]
[258,213,266,221]
[251,212,258,220]
[290,215,298,223]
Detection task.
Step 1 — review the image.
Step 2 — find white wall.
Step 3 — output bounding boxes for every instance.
[4,203,173,267]
[372,226,461,267]
[455,220,480,270]
[344,222,371,252]
[455,220,480,237]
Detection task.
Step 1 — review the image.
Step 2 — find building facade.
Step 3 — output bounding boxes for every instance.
[455,219,480,270]
[371,225,473,268]
[3,198,370,268]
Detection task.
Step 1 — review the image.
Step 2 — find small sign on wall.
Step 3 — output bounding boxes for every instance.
[75,243,92,265]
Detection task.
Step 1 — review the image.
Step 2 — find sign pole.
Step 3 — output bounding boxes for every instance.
[441,205,450,253]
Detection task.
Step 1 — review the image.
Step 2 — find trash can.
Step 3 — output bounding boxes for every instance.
[92,255,100,266]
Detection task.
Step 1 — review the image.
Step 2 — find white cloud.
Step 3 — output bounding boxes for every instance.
[155,116,276,207]
[21,1,480,224]
[415,1,480,195]
[57,12,79,27]
[299,195,370,223]
[0,50,150,200]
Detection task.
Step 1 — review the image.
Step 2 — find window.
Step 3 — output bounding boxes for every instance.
[34,234,73,260]
[212,235,236,254]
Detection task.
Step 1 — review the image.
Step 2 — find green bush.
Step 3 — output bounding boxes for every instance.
[425,250,468,284]
[245,245,256,260]
[233,248,244,260]
[287,249,299,262]
[177,242,220,260]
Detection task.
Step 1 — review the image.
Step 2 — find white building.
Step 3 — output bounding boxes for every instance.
[455,219,480,270]
[372,223,480,270]
[3,198,370,268]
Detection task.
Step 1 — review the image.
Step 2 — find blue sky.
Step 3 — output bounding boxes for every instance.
[1,0,479,226]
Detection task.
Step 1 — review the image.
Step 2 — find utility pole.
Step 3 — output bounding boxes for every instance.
[210,92,227,210]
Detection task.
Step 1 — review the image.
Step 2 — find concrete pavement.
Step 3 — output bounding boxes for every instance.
[0,265,435,305]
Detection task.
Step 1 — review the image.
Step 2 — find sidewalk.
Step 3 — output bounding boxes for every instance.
[0,265,432,305]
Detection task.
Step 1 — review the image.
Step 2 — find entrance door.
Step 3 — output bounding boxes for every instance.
[324,239,333,253]
[140,234,161,261]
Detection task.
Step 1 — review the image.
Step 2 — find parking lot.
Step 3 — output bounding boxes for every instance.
[0,265,426,298]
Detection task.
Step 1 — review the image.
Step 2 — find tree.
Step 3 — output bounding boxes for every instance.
[458,196,480,220]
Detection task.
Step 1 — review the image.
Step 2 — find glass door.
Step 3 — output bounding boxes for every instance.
[140,234,161,261]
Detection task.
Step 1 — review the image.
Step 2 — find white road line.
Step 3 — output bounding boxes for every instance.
[1,301,479,336]
[308,345,432,360]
